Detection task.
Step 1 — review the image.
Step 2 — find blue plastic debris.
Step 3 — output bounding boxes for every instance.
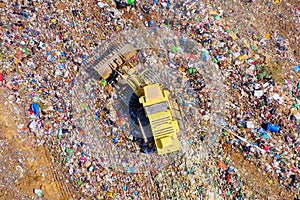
[279,46,286,51]
[148,20,154,26]
[88,166,94,172]
[266,123,280,132]
[30,103,40,117]
[57,64,65,69]
[294,65,300,72]
[201,51,208,61]
[275,154,281,159]
[228,167,235,172]
[129,167,135,173]
[258,128,266,134]
[112,137,118,144]
[22,11,28,19]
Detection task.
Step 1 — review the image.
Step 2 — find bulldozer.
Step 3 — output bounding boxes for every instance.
[87,44,182,154]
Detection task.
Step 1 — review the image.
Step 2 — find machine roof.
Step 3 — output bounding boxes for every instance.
[144,84,164,103]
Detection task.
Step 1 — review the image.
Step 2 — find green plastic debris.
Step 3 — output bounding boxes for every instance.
[187,68,194,74]
[256,133,262,137]
[127,0,134,4]
[212,57,218,63]
[77,180,82,186]
[261,71,267,78]
[167,2,171,8]
[57,128,62,139]
[227,189,231,195]
[171,46,178,53]
[294,103,299,110]
[101,80,107,86]
[24,48,29,55]
[255,64,262,69]
[178,99,183,105]
[66,148,73,154]
[34,189,43,197]
[251,45,257,51]
[297,82,300,90]
[81,103,88,110]
[257,35,263,41]
[283,159,288,165]
[215,15,220,19]
[66,156,70,163]
[225,29,230,33]
[112,165,117,169]
[33,96,41,103]
[188,166,194,174]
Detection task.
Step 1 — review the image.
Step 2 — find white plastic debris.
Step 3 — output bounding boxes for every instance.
[246,121,255,129]
[254,90,264,98]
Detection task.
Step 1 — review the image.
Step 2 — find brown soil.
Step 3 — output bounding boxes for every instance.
[0,89,69,200]
[223,144,294,200]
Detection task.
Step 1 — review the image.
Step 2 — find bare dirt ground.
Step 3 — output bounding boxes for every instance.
[0,89,69,200]
[223,143,294,199]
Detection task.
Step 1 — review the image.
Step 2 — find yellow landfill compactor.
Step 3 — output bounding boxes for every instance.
[93,45,182,154]
[139,84,182,155]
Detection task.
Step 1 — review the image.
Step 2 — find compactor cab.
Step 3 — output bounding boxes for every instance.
[139,84,182,154]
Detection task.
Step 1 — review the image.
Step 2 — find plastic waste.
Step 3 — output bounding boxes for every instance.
[266,123,280,133]
[34,189,43,197]
[293,65,300,72]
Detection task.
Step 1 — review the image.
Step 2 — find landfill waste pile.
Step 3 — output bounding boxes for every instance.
[0,0,299,199]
